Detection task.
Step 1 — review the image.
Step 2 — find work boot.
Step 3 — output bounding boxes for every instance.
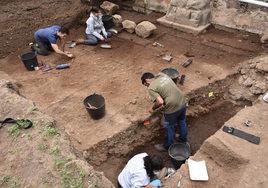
[156,167,167,181]
[174,133,180,142]
[75,38,84,45]
[154,144,167,152]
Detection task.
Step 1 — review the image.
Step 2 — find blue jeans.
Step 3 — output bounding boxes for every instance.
[163,104,187,150]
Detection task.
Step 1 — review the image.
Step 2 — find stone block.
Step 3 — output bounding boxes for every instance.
[113,14,122,27]
[172,22,210,35]
[190,10,202,20]
[186,0,210,10]
[135,21,157,38]
[122,20,136,34]
[175,17,200,27]
[132,6,152,15]
[100,1,119,15]
[176,8,190,19]
[170,0,188,8]
[200,9,211,26]
[157,16,173,28]
[166,5,177,16]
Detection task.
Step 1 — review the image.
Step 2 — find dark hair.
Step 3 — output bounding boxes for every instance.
[58,27,69,35]
[143,155,164,178]
[141,73,154,85]
[91,6,100,13]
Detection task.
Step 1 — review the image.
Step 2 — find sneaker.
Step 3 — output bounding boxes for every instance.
[29,42,35,52]
[154,144,167,152]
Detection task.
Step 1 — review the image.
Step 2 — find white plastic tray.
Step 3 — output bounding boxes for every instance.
[263,93,268,103]
[188,159,209,181]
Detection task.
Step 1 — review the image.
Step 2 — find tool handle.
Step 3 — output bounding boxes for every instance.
[56,64,69,69]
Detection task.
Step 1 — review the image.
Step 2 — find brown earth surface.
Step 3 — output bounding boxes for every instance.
[1,1,268,188]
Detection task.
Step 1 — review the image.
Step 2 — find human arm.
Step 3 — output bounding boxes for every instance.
[51,44,74,58]
[149,96,164,114]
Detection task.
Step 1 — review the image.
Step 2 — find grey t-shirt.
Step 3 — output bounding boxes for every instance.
[148,72,186,114]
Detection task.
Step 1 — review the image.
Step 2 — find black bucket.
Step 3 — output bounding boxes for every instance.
[83,92,106,120]
[18,51,39,71]
[168,143,190,170]
[161,66,180,84]
[102,15,113,30]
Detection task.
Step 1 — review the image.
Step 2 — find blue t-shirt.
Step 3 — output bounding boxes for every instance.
[34,26,60,44]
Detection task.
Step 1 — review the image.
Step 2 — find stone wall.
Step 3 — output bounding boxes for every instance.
[211,0,268,35]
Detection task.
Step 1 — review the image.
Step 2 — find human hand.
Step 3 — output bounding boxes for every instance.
[67,53,74,58]
[149,107,155,114]
[104,35,107,39]
[100,36,105,41]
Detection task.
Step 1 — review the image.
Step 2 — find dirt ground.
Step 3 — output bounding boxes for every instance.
[1,2,268,188]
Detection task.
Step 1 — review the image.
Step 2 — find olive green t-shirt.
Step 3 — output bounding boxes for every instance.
[148,72,186,114]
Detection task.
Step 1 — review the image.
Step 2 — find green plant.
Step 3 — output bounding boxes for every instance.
[38,145,47,153]
[7,124,20,141]
[27,157,32,161]
[16,119,30,128]
[79,170,87,179]
[9,163,13,168]
[70,179,84,188]
[42,136,47,141]
[53,146,60,156]
[44,122,59,137]
[0,175,10,185]
[9,179,18,188]
[54,158,66,168]
[28,106,38,113]
[67,155,72,161]
[26,131,31,140]
[8,150,15,155]
[89,178,101,188]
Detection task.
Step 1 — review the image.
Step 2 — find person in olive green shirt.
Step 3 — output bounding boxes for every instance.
[141,72,187,152]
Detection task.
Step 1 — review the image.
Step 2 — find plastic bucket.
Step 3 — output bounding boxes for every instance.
[18,51,39,71]
[102,15,113,30]
[168,143,190,169]
[161,66,180,84]
[83,92,106,120]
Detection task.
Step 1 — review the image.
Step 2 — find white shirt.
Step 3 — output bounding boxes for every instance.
[118,153,150,188]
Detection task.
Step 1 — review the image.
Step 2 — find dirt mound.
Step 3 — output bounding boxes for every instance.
[0,79,114,188]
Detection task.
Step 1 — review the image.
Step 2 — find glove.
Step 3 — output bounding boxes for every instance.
[150,179,161,187]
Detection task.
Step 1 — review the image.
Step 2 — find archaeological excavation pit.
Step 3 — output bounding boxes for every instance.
[1,0,268,187]
[86,74,256,185]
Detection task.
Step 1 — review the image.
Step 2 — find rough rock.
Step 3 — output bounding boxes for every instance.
[256,57,268,73]
[243,77,254,87]
[250,81,267,94]
[229,88,243,100]
[100,1,119,15]
[260,33,268,44]
[122,20,136,34]
[135,21,156,38]
[113,14,122,27]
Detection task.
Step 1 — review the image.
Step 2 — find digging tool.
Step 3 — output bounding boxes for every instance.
[155,42,164,47]
[178,174,182,187]
[56,64,69,69]
[183,59,193,68]
[87,103,96,109]
[162,51,173,61]
[41,61,52,72]
[100,44,111,49]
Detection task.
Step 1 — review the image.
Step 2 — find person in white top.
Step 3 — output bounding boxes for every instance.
[75,6,112,46]
[118,153,164,188]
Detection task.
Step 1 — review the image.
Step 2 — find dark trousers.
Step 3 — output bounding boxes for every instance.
[33,42,55,56]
